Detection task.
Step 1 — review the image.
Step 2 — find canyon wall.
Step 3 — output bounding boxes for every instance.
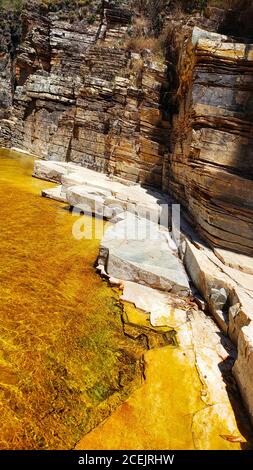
[0,2,253,255]
[0,1,169,188]
[170,27,253,256]
[169,24,253,424]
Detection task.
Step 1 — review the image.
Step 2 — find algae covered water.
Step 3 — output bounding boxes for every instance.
[0,149,142,449]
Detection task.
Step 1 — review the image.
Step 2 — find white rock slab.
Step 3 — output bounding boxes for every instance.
[100,214,190,295]
[121,281,187,328]
[233,322,253,425]
[33,160,79,182]
[214,248,253,276]
[41,185,66,202]
[62,171,126,195]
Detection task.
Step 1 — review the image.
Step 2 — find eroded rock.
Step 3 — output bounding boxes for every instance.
[0,2,169,188]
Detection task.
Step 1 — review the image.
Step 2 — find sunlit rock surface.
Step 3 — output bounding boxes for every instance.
[234,323,253,425]
[0,2,169,188]
[99,214,190,295]
[181,227,253,424]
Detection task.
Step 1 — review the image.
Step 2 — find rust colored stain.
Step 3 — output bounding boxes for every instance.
[1,149,252,452]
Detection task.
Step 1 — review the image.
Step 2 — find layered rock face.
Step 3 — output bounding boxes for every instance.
[1,3,253,257]
[170,27,253,256]
[0,1,169,188]
[0,10,21,120]
[168,26,253,424]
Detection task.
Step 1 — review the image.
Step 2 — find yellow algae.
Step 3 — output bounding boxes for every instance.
[122,302,177,350]
[192,404,248,450]
[123,302,163,331]
[76,344,251,450]
[123,302,179,335]
[77,346,203,450]
[0,149,144,450]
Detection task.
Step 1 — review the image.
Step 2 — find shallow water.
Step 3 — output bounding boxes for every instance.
[1,149,253,452]
[78,307,253,451]
[0,149,143,449]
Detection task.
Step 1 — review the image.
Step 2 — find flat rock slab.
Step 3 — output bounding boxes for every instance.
[233,323,253,425]
[33,160,79,182]
[62,171,126,195]
[42,185,66,202]
[66,184,115,219]
[35,160,170,222]
[121,281,188,328]
[66,184,165,222]
[214,247,253,276]
[76,310,250,450]
[183,236,253,332]
[99,214,190,295]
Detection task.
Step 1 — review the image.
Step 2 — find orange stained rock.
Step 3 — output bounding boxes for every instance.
[77,345,248,451]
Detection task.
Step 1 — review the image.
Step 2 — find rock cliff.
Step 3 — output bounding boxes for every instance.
[1,1,253,256]
[170,26,253,256]
[1,0,253,428]
[0,0,169,188]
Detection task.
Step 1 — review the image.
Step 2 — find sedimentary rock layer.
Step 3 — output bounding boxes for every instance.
[170,27,253,256]
[0,1,169,188]
[1,5,253,258]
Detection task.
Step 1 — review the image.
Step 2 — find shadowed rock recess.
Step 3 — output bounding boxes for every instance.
[1,0,253,443]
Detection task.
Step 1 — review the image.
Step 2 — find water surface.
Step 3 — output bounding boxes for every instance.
[0,149,142,449]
